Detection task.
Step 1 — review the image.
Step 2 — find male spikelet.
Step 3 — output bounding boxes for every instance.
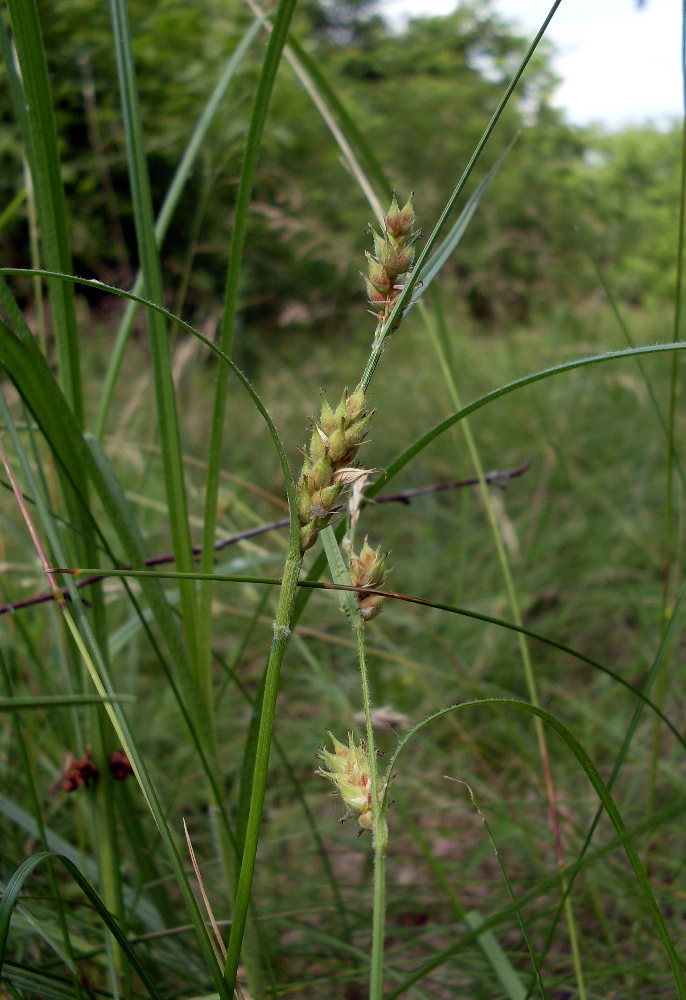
[364,193,420,327]
[315,731,382,831]
[297,386,374,552]
[349,537,390,621]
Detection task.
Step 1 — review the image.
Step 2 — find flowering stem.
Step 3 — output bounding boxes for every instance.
[223,548,303,993]
[355,622,387,1000]
[360,334,384,393]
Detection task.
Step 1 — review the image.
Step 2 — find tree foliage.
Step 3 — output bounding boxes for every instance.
[0,0,681,335]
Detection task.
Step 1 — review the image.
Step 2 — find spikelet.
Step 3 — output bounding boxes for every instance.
[315,731,382,831]
[349,536,390,621]
[363,193,420,328]
[297,386,375,553]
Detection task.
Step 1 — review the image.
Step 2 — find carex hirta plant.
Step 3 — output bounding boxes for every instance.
[2,0,686,998]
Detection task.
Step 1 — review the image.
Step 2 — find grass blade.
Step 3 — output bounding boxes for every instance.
[3,0,82,423]
[0,852,161,998]
[360,0,565,387]
[410,142,515,306]
[383,700,686,998]
[109,0,199,670]
[94,17,262,439]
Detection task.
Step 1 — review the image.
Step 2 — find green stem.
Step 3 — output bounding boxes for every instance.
[198,0,300,723]
[422,298,587,1000]
[650,0,686,808]
[223,548,303,994]
[354,624,387,1000]
[358,0,563,386]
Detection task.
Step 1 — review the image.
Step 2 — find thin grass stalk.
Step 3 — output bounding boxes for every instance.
[359,0,564,390]
[354,624,387,1000]
[108,0,200,672]
[4,0,83,424]
[223,543,303,992]
[651,0,686,807]
[318,523,389,988]
[124,592,351,945]
[197,0,301,724]
[94,17,261,440]
[0,392,230,1000]
[421,297,586,997]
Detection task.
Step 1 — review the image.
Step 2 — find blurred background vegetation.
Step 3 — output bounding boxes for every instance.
[0,0,680,341]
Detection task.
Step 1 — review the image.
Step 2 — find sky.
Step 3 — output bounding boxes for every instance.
[381,0,684,129]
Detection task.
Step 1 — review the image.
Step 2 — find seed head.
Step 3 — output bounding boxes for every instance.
[316,731,381,831]
[365,194,420,325]
[385,192,416,238]
[297,386,374,553]
[350,537,390,621]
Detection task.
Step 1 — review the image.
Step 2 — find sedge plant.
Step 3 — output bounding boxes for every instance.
[1,1,686,999]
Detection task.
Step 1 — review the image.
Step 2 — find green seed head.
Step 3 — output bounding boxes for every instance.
[345,386,366,423]
[349,537,390,620]
[309,482,342,519]
[359,593,387,621]
[318,395,338,437]
[366,253,393,295]
[386,192,416,239]
[309,452,334,491]
[300,524,320,552]
[316,731,378,830]
[297,476,312,525]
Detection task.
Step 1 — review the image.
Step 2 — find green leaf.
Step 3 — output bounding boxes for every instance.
[0,853,160,997]
[0,694,135,711]
[95,17,261,439]
[320,526,362,628]
[411,141,515,307]
[384,700,686,999]
[3,0,82,423]
[109,0,199,668]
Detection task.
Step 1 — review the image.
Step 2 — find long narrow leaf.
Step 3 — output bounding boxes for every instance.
[410,141,515,306]
[0,359,229,999]
[95,17,262,439]
[3,0,82,422]
[0,852,160,998]
[109,0,199,666]
[383,699,685,998]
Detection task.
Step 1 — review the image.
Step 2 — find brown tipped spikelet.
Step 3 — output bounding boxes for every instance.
[349,536,390,621]
[297,386,375,552]
[365,193,419,326]
[315,731,382,831]
[109,750,134,781]
[52,746,99,793]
